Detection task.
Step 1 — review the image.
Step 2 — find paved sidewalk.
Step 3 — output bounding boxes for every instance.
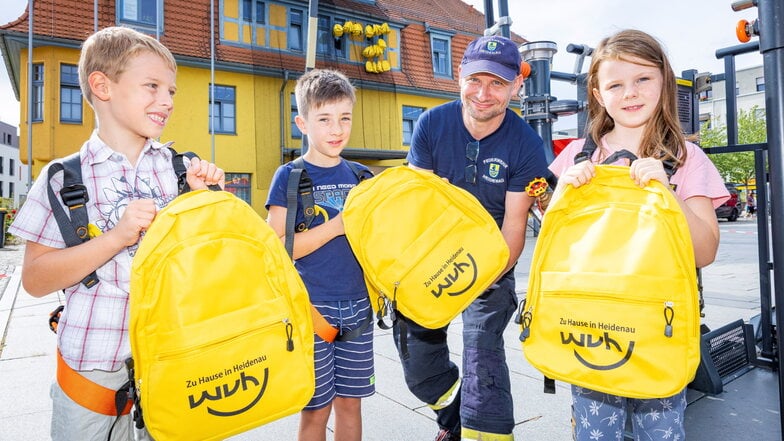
[0,218,773,440]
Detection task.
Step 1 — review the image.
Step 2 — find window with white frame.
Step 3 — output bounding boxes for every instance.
[242,0,265,24]
[60,64,82,123]
[225,173,252,205]
[317,15,347,58]
[209,84,236,134]
[32,63,44,122]
[289,9,304,51]
[431,35,452,78]
[402,106,424,145]
[118,0,161,31]
[291,92,302,139]
[756,76,765,92]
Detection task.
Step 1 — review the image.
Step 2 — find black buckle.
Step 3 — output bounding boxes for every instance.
[60,184,89,208]
[48,305,65,333]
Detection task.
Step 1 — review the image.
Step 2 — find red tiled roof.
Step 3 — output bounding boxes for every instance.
[1,0,526,96]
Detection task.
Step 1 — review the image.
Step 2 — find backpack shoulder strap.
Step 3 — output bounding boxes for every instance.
[574,136,678,177]
[345,159,374,182]
[46,152,99,288]
[46,147,206,289]
[284,158,373,256]
[285,157,315,257]
[573,136,599,165]
[283,157,373,343]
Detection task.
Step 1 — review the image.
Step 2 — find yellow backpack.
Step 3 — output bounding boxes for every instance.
[342,166,509,329]
[520,165,700,399]
[130,189,314,441]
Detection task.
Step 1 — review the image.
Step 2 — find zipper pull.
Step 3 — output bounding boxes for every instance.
[389,282,399,322]
[518,300,532,342]
[663,301,674,338]
[514,299,527,325]
[284,319,294,351]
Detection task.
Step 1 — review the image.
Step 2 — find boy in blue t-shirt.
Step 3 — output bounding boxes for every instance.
[265,68,374,441]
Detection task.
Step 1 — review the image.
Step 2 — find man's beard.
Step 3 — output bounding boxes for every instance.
[463,99,504,123]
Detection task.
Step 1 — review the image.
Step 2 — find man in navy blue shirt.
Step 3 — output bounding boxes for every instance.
[401,35,549,441]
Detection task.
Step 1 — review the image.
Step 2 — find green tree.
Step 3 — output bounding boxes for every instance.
[699,106,766,187]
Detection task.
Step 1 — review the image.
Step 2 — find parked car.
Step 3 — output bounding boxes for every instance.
[715,183,740,221]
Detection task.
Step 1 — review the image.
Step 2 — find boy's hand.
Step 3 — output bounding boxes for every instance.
[559,160,595,188]
[630,158,669,188]
[114,199,157,246]
[186,157,225,191]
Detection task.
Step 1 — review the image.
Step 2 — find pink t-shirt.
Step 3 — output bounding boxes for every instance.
[549,137,730,208]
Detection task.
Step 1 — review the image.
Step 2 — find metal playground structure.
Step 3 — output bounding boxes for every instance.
[482,0,784,438]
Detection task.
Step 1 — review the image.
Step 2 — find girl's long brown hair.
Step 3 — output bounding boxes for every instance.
[586,29,686,167]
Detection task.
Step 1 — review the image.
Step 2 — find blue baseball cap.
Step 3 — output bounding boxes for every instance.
[460,35,521,82]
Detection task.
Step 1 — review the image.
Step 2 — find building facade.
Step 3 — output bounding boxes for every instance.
[0,0,524,214]
[698,65,765,129]
[0,120,28,207]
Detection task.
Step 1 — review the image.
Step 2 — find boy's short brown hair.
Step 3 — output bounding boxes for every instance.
[78,26,177,105]
[294,69,355,118]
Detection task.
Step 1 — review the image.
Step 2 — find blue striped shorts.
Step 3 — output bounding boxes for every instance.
[305,297,375,410]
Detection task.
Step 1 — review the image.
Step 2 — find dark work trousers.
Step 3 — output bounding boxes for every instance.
[393,272,517,435]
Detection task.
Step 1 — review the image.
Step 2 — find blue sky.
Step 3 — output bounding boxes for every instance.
[0,0,766,130]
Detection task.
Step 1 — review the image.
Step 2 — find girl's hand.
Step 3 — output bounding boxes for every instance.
[559,160,596,188]
[630,157,669,188]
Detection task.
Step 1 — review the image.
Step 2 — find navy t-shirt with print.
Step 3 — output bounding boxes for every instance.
[266,159,369,302]
[406,100,549,227]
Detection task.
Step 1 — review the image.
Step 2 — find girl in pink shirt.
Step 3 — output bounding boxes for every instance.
[547,29,728,440]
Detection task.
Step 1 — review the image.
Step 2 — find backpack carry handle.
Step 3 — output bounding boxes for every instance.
[601,149,638,165]
[172,150,222,194]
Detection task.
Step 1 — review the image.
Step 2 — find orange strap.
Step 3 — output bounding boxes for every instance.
[311,305,339,343]
[56,351,132,416]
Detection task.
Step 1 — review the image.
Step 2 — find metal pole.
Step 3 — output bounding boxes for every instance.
[497,0,510,39]
[94,0,98,32]
[756,0,784,435]
[520,41,558,163]
[754,148,774,360]
[305,0,318,71]
[210,0,215,162]
[301,0,319,155]
[724,56,738,145]
[26,0,33,188]
[483,0,495,30]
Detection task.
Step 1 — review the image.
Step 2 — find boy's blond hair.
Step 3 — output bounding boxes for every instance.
[78,26,177,106]
[294,69,355,118]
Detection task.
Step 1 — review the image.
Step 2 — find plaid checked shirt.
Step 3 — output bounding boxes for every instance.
[10,131,183,371]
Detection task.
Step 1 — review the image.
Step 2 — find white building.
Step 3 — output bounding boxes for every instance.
[698,65,766,129]
[0,120,28,207]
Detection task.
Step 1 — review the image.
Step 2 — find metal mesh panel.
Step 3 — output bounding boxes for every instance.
[677,84,694,134]
[706,324,749,378]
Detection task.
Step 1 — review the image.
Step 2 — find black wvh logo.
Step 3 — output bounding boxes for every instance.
[430,253,479,298]
[188,368,268,416]
[560,331,635,370]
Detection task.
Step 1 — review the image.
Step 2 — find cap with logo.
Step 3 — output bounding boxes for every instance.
[460,35,521,82]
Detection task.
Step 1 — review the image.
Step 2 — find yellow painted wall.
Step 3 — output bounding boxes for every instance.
[19,47,96,177]
[17,46,456,216]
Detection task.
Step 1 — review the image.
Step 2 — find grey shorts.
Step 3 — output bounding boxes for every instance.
[50,367,152,441]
